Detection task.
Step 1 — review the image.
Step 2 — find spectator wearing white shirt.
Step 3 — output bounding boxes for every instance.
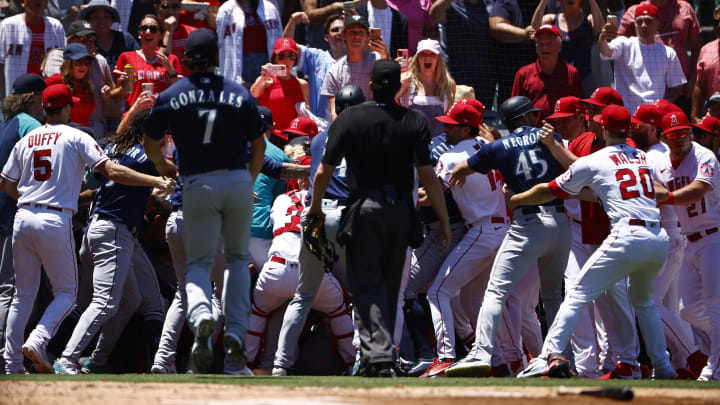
[598,4,685,113]
[357,0,408,60]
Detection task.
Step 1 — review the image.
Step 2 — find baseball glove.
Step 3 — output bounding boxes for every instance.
[301,214,337,271]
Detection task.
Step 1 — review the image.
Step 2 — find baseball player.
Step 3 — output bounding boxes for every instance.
[444,96,571,378]
[53,108,166,374]
[513,105,676,380]
[1,83,174,374]
[143,29,267,373]
[0,0,66,98]
[653,111,720,381]
[272,85,365,376]
[419,103,510,377]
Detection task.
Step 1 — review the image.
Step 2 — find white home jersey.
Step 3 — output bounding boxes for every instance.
[654,142,720,234]
[435,138,506,226]
[268,189,307,262]
[1,124,107,212]
[552,143,661,225]
[646,141,679,229]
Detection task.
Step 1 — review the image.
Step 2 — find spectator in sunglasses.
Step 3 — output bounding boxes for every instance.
[155,0,197,76]
[251,38,310,132]
[114,14,183,108]
[44,19,120,139]
[44,43,96,127]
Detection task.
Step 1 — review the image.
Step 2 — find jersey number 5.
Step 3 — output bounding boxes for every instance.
[33,149,52,181]
[198,109,218,144]
[616,168,654,200]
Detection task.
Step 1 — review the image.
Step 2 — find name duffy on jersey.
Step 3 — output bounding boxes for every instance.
[167,88,244,110]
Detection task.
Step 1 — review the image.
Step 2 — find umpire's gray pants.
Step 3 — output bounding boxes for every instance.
[472,209,571,363]
[274,201,346,369]
[183,169,253,339]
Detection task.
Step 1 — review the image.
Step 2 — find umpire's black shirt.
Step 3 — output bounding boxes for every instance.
[322,101,433,194]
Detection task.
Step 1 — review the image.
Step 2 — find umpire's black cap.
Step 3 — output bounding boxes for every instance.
[499,96,541,125]
[12,73,46,95]
[370,59,401,96]
[185,28,219,61]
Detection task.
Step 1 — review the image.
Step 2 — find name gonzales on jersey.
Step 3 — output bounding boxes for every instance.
[167,87,244,110]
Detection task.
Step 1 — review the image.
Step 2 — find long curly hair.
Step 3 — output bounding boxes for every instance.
[1,93,35,119]
[111,108,151,155]
[408,48,455,109]
[60,58,93,95]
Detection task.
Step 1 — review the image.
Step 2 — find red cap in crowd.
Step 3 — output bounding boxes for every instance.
[546,96,586,119]
[436,103,481,127]
[535,24,561,38]
[273,38,298,56]
[43,83,79,109]
[593,105,631,134]
[283,117,318,139]
[691,115,720,137]
[631,104,659,126]
[635,4,658,18]
[455,98,484,124]
[661,111,692,135]
[582,87,624,107]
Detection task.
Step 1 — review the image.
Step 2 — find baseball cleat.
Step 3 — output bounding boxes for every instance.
[517,353,572,378]
[597,362,641,379]
[191,317,216,374]
[81,359,108,374]
[150,363,177,374]
[651,365,677,380]
[407,358,435,377]
[223,332,247,364]
[272,367,288,377]
[419,358,453,378]
[22,342,52,374]
[53,358,80,375]
[445,357,491,378]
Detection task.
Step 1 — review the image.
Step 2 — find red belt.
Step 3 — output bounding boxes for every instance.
[629,219,647,226]
[20,202,63,212]
[270,255,286,265]
[687,227,719,243]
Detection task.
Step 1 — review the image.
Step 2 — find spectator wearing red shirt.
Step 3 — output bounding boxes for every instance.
[155,0,197,76]
[619,0,703,110]
[511,24,582,124]
[44,43,95,127]
[691,5,720,123]
[250,38,309,132]
[113,14,182,108]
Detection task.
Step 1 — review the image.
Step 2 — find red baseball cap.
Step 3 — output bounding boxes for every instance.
[535,24,561,38]
[635,4,658,18]
[455,98,484,124]
[582,87,624,107]
[546,96,586,119]
[435,103,481,127]
[653,99,684,119]
[273,38,298,56]
[661,111,692,135]
[691,115,720,137]
[593,105,631,134]
[42,83,80,109]
[282,117,318,139]
[631,104,659,126]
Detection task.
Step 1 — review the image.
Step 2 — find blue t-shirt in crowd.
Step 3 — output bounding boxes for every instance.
[251,138,289,239]
[467,126,563,207]
[144,72,267,176]
[299,46,335,120]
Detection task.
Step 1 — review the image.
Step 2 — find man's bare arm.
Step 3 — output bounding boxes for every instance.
[280,162,311,179]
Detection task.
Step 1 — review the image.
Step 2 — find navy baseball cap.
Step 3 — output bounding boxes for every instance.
[12,73,46,94]
[66,19,95,38]
[63,43,91,60]
[185,28,219,60]
[257,106,273,126]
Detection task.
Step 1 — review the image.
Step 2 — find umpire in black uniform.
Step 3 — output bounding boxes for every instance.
[306,59,451,377]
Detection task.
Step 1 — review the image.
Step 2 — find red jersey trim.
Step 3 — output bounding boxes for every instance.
[1,172,18,182]
[548,179,571,199]
[91,156,109,171]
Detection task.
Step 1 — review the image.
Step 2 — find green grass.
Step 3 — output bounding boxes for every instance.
[1,374,719,389]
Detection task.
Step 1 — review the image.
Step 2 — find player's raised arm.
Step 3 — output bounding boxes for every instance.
[447,160,474,188]
[96,159,176,193]
[538,121,579,169]
[658,180,712,205]
[506,182,555,210]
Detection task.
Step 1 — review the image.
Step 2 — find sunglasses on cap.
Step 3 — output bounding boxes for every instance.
[139,25,160,33]
[277,53,297,61]
[160,2,180,9]
[664,129,690,139]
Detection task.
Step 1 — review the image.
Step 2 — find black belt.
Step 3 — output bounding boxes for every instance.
[687,227,719,243]
[20,202,63,212]
[520,206,565,215]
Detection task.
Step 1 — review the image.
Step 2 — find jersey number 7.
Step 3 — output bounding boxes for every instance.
[199,109,218,144]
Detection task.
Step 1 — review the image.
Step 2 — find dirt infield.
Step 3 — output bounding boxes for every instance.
[1,381,718,405]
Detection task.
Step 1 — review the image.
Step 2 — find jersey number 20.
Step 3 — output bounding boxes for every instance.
[33,149,52,181]
[616,168,654,200]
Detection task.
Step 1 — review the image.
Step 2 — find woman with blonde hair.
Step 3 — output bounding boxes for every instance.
[398,39,456,136]
[45,43,95,127]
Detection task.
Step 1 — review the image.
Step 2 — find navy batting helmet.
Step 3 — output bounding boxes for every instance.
[499,96,541,126]
[335,85,365,115]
